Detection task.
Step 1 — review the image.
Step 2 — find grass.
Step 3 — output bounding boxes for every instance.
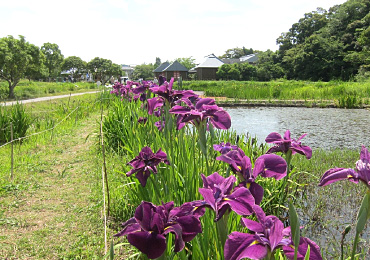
[0,92,115,259]
[0,80,99,101]
[181,80,370,108]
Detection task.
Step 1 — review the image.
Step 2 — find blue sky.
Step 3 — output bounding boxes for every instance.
[0,0,347,66]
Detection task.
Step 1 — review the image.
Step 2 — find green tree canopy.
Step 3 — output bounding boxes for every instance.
[61,56,86,78]
[174,57,197,69]
[0,35,43,98]
[87,57,121,84]
[276,0,370,81]
[154,57,162,68]
[219,47,254,59]
[41,42,64,79]
[132,63,154,80]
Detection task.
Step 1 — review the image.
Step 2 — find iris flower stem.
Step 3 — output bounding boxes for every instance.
[154,253,166,260]
[276,150,292,217]
[263,251,274,260]
[197,123,210,174]
[216,213,229,249]
[351,190,370,260]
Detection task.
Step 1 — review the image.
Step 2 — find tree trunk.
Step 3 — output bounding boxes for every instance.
[8,82,16,99]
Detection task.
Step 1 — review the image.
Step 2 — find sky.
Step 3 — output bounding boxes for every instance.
[0,0,348,66]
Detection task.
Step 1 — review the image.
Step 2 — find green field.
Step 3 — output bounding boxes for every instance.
[181,80,370,108]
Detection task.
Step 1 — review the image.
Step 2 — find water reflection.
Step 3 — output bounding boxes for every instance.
[226,107,370,150]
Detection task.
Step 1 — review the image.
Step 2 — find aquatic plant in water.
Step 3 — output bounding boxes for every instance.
[319,145,370,260]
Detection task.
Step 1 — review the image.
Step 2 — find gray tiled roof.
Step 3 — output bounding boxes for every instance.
[163,61,189,72]
[240,53,259,63]
[153,62,170,72]
[221,58,242,64]
[196,54,224,68]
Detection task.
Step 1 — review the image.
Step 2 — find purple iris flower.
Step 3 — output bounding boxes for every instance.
[137,117,147,124]
[217,148,287,205]
[197,172,255,221]
[265,130,312,159]
[224,205,322,260]
[150,77,199,106]
[169,98,232,130]
[114,201,203,259]
[213,142,238,154]
[319,145,370,189]
[155,119,165,131]
[126,146,170,187]
[158,75,166,85]
[146,97,164,115]
[282,237,323,260]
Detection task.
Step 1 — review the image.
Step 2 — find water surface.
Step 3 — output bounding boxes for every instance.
[226,107,370,150]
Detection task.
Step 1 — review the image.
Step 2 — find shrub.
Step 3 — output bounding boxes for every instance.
[0,103,32,143]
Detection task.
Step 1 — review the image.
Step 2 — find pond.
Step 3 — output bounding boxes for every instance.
[225,106,370,150]
[226,106,370,257]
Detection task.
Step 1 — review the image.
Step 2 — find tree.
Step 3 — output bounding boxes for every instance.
[282,34,345,81]
[216,64,240,80]
[87,57,121,84]
[175,57,197,69]
[219,47,254,59]
[41,43,64,80]
[154,57,161,68]
[256,50,284,81]
[132,63,154,80]
[238,63,257,81]
[0,35,42,98]
[61,56,86,80]
[25,44,47,81]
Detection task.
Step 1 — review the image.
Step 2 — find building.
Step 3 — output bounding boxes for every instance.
[122,64,135,79]
[153,61,188,80]
[195,54,224,80]
[193,53,259,80]
[153,62,170,78]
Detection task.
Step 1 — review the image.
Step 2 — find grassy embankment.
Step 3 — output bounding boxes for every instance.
[182,80,370,108]
[0,80,99,101]
[0,91,115,259]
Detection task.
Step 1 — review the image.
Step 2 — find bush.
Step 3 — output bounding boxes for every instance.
[0,103,32,143]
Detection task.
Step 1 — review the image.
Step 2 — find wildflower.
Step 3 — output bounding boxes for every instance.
[217,148,287,204]
[126,146,169,187]
[265,130,312,159]
[114,201,203,259]
[319,145,370,189]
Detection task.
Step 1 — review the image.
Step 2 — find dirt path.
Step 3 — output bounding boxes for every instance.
[2,91,101,107]
[0,114,108,259]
